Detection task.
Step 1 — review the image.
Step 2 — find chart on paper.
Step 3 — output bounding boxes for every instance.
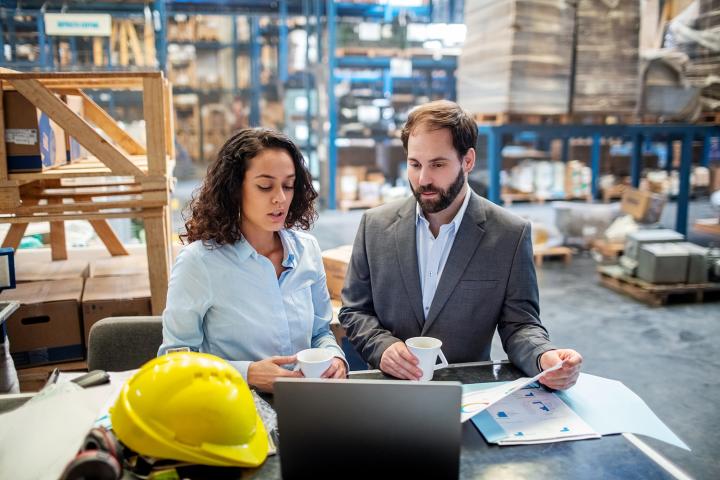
[478,384,600,445]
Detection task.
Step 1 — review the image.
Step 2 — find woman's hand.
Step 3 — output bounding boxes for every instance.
[247,355,302,393]
[321,357,348,379]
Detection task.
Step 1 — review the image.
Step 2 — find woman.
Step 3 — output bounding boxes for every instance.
[159,128,347,392]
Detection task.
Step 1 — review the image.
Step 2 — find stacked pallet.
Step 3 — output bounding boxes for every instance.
[458,0,575,114]
[573,0,640,115]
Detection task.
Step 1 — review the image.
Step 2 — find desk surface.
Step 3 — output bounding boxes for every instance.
[172,362,679,480]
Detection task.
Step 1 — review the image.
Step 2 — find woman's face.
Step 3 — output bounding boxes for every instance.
[241,148,296,234]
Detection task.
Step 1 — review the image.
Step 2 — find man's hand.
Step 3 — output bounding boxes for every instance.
[247,355,302,393]
[380,341,423,380]
[539,349,583,390]
[321,357,348,379]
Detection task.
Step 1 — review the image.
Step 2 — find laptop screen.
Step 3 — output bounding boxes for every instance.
[274,378,462,480]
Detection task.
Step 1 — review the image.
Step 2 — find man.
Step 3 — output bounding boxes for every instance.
[339,100,581,390]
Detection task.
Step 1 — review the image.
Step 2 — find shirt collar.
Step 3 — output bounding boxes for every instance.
[278,229,298,269]
[234,229,298,269]
[416,187,472,234]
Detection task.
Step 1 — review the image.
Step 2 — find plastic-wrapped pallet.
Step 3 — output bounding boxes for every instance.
[458,0,574,115]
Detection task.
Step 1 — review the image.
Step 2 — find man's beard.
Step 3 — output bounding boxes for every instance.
[411,168,465,214]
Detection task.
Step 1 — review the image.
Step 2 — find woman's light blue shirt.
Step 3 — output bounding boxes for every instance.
[158,229,345,380]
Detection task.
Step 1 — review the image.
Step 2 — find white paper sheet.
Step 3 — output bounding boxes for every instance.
[0,382,114,480]
[460,361,563,422]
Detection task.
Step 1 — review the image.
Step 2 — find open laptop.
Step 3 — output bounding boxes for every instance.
[273,378,462,480]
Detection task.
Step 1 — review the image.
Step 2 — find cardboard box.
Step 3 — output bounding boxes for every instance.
[1,279,84,367]
[322,245,353,300]
[89,255,148,277]
[621,188,666,224]
[3,91,67,172]
[338,166,367,202]
[81,275,151,345]
[637,243,689,284]
[14,259,89,283]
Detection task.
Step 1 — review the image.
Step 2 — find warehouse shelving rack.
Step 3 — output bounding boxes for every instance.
[478,123,720,235]
[325,1,463,209]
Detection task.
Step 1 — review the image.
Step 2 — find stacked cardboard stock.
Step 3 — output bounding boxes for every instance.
[572,0,640,114]
[458,0,575,114]
[459,0,643,116]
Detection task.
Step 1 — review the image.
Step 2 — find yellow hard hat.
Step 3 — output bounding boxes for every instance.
[110,352,268,467]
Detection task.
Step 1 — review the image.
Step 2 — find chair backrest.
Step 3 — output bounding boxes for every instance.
[87,316,163,372]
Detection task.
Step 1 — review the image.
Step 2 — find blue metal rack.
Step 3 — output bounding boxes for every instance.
[477,123,720,235]
[325,1,461,209]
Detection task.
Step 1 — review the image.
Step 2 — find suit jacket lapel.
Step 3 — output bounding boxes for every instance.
[423,193,487,334]
[394,197,424,330]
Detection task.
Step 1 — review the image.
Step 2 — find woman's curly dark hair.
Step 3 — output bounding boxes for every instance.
[181,128,318,246]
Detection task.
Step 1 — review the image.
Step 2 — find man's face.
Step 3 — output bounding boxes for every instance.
[406,127,474,214]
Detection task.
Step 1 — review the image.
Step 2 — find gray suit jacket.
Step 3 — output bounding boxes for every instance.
[338,192,556,376]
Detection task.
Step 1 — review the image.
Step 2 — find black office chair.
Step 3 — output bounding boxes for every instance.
[87,316,163,372]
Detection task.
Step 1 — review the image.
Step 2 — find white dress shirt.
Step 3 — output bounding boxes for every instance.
[416,188,472,320]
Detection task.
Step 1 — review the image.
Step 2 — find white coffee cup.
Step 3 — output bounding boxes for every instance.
[295,348,334,378]
[405,337,449,381]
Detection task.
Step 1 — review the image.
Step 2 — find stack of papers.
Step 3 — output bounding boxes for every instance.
[462,372,689,450]
[471,384,600,444]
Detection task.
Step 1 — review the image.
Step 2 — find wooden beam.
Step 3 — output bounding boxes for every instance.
[125,20,145,67]
[143,77,168,176]
[1,223,28,249]
[0,71,161,80]
[119,21,130,66]
[144,13,156,66]
[89,220,130,256]
[15,198,167,215]
[6,208,165,224]
[0,83,8,182]
[164,80,175,158]
[48,197,68,260]
[92,37,104,66]
[144,214,170,314]
[78,90,146,155]
[6,78,146,177]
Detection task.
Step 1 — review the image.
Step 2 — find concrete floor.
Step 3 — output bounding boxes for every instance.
[171,182,719,478]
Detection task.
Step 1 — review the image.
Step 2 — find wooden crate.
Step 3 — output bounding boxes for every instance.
[598,265,720,306]
[0,70,175,315]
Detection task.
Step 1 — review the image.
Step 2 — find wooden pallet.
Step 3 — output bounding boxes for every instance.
[0,70,175,315]
[473,112,657,126]
[533,246,573,267]
[591,239,624,258]
[598,266,720,306]
[338,199,383,212]
[693,218,720,236]
[698,111,720,124]
[501,191,591,206]
[474,112,570,125]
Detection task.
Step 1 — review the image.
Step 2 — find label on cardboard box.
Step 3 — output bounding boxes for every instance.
[5,129,38,146]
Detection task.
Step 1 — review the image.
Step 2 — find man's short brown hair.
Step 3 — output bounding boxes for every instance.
[400,100,477,159]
